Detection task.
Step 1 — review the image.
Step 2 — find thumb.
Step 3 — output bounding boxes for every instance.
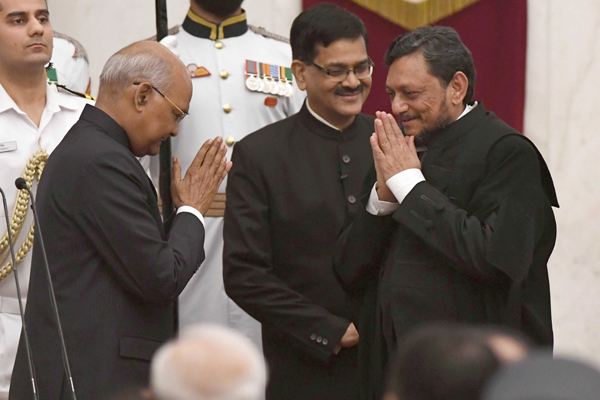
[172,156,181,184]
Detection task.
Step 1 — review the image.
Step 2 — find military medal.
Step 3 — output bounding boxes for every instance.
[269,65,280,95]
[245,60,260,91]
[187,63,211,78]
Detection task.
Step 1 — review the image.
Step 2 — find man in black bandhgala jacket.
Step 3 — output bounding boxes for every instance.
[223,4,375,400]
[10,41,231,400]
[335,26,558,400]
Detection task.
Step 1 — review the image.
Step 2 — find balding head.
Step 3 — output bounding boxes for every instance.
[95,41,192,156]
[98,40,189,101]
[150,325,267,400]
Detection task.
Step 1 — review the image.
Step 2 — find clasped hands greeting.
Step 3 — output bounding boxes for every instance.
[370,111,421,202]
[171,137,233,215]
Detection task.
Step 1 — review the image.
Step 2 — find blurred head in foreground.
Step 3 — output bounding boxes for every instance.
[150,324,267,400]
[384,323,532,400]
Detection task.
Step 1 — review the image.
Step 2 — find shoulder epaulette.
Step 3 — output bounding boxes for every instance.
[56,84,96,101]
[53,31,89,63]
[248,25,289,44]
[146,25,181,42]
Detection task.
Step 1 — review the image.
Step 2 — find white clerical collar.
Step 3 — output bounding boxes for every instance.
[457,101,478,121]
[306,99,341,131]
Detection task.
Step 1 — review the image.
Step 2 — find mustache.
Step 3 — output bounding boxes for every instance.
[334,85,365,96]
[399,112,420,122]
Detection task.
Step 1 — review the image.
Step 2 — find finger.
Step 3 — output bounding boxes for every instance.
[374,119,390,150]
[386,113,404,139]
[380,112,400,146]
[188,139,214,172]
[200,137,223,173]
[406,134,417,153]
[208,143,227,176]
[370,134,386,161]
[171,156,181,184]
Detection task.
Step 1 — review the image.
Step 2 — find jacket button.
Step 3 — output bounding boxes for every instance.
[342,155,350,164]
[223,103,232,113]
[310,333,317,340]
[316,336,323,343]
[215,41,224,49]
[220,70,229,79]
[348,195,356,204]
[225,137,235,146]
[323,338,328,345]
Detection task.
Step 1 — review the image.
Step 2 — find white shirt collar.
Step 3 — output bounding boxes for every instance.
[306,99,342,131]
[457,101,478,121]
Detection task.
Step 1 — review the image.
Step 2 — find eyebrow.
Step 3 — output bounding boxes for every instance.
[6,9,49,18]
[326,58,370,69]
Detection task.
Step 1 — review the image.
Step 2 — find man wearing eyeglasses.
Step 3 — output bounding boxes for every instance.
[10,41,231,400]
[222,4,373,400]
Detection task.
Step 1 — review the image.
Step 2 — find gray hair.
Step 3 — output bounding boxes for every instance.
[99,42,172,100]
[151,324,267,400]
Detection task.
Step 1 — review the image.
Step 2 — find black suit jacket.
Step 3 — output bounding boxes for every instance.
[335,103,558,399]
[10,105,205,400]
[223,104,374,400]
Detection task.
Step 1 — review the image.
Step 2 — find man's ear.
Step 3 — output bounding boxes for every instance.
[448,71,468,106]
[291,60,308,91]
[133,82,153,111]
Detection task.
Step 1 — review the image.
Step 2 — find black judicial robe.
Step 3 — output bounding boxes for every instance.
[335,103,559,400]
[223,103,374,400]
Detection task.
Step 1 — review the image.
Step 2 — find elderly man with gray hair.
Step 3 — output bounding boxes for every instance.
[151,325,267,400]
[10,40,230,400]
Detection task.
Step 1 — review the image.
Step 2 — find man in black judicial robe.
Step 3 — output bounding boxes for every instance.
[223,5,374,400]
[334,26,559,400]
[10,42,230,400]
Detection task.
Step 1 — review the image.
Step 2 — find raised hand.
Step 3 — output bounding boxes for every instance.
[171,137,233,215]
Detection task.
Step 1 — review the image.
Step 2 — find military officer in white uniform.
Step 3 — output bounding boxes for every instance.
[161,0,305,350]
[0,1,90,398]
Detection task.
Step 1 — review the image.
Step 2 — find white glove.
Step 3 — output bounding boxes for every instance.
[159,35,179,58]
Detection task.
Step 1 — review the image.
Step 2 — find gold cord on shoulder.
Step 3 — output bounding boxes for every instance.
[0,149,48,281]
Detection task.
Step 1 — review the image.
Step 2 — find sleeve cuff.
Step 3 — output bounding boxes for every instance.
[386,168,426,204]
[177,206,205,228]
[366,183,400,216]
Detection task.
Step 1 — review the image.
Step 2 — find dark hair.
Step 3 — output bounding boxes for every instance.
[387,324,501,400]
[290,3,368,62]
[385,26,476,105]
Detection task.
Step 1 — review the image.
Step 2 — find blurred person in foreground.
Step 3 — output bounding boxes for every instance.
[223,4,374,400]
[10,40,231,400]
[0,0,90,397]
[150,325,266,400]
[483,353,600,400]
[384,323,531,400]
[335,25,558,399]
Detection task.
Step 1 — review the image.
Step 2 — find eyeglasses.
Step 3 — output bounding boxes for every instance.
[309,58,374,82]
[133,82,188,123]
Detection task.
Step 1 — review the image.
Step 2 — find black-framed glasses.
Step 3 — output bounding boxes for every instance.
[309,58,374,82]
[133,82,188,123]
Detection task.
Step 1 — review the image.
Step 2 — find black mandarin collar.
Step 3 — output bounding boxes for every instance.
[426,102,487,149]
[182,9,248,40]
[299,101,362,142]
[79,104,131,151]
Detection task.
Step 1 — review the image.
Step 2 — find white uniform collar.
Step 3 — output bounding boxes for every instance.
[0,81,84,116]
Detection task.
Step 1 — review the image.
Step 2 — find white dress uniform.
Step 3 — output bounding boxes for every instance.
[0,83,88,399]
[169,9,305,350]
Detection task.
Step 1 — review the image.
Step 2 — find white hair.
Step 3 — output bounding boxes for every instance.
[150,324,267,400]
[98,42,172,99]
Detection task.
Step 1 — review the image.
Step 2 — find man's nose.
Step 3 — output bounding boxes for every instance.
[29,18,45,37]
[391,96,409,115]
[341,70,361,88]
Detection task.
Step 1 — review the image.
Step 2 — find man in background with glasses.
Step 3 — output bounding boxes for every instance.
[223,4,374,400]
